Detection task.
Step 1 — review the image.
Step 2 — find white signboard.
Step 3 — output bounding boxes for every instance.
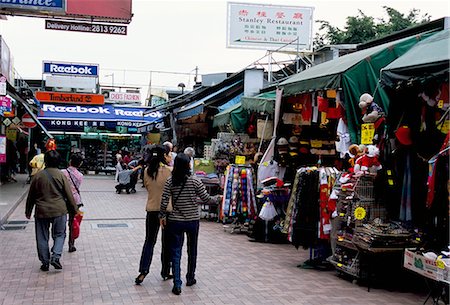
[45,75,97,90]
[227,2,314,51]
[0,76,6,95]
[108,92,141,104]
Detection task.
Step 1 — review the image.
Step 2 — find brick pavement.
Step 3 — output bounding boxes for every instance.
[0,176,424,305]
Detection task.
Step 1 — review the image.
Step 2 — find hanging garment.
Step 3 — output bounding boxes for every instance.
[399,153,412,221]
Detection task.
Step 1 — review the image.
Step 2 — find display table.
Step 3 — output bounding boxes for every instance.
[403,249,449,304]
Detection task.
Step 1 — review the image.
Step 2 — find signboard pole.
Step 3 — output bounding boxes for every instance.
[27,128,31,166]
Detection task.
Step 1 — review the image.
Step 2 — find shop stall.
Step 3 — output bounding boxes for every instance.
[380,28,449,300]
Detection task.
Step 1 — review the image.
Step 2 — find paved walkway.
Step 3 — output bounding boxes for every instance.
[0,176,425,305]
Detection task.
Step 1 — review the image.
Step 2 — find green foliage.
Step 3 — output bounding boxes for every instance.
[314,6,431,49]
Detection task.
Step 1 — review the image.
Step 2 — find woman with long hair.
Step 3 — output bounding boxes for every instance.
[135,145,172,285]
[61,153,84,253]
[159,153,216,295]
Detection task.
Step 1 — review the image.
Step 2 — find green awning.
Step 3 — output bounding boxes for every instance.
[280,31,437,143]
[213,102,248,132]
[381,29,450,88]
[241,91,276,114]
[280,34,432,96]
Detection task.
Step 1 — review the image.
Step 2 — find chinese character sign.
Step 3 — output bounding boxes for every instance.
[227,2,314,51]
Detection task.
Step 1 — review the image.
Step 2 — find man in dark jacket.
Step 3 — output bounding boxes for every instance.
[25,150,79,271]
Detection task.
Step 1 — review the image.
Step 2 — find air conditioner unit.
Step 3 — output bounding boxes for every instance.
[75,87,95,93]
[53,87,72,92]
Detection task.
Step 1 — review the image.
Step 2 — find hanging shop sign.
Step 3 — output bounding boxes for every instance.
[227,2,314,51]
[361,123,375,145]
[36,92,105,105]
[45,20,127,36]
[6,127,17,141]
[0,75,6,95]
[43,61,99,77]
[0,135,5,163]
[0,95,12,116]
[0,0,65,12]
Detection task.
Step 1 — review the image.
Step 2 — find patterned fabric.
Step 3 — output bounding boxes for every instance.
[62,167,83,206]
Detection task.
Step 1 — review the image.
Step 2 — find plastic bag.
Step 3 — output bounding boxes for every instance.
[72,212,84,239]
[259,200,277,221]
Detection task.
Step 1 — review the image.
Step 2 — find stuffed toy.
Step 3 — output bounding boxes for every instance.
[359,93,384,123]
[347,144,365,168]
[354,145,382,174]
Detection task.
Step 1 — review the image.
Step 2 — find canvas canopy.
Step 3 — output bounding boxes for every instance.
[280,31,436,143]
[381,29,450,88]
[212,102,248,132]
[241,91,276,114]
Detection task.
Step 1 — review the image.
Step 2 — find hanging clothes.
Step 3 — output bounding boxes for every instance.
[222,165,257,220]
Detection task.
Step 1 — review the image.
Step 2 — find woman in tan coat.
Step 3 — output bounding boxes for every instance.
[135,145,172,284]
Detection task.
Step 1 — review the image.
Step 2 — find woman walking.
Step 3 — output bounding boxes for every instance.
[135,145,172,285]
[159,153,216,295]
[25,150,79,271]
[61,153,84,253]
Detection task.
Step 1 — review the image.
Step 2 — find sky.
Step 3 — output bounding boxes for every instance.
[0,0,449,102]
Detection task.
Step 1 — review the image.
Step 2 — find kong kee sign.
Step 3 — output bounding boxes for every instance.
[36,92,105,105]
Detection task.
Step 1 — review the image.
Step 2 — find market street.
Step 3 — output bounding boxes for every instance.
[0,176,424,305]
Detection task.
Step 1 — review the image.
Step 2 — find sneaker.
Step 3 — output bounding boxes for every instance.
[68,246,77,253]
[50,259,63,270]
[186,279,197,286]
[40,264,49,271]
[172,286,182,295]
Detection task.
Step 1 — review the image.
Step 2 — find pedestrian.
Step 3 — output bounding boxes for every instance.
[25,150,79,271]
[115,155,124,182]
[183,147,195,174]
[163,141,176,167]
[61,153,84,253]
[135,145,172,285]
[159,153,216,295]
[29,145,45,181]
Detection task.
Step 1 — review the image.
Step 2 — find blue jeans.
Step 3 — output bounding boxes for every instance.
[138,212,171,275]
[168,220,199,288]
[35,214,67,264]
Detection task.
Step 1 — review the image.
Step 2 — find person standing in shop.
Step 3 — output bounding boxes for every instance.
[61,153,84,253]
[159,153,216,295]
[25,150,79,271]
[183,147,195,174]
[135,145,173,285]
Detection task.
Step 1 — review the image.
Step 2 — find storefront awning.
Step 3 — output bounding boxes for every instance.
[213,102,242,127]
[176,81,242,120]
[38,104,163,132]
[8,91,53,138]
[381,29,450,88]
[280,33,436,96]
[241,91,276,114]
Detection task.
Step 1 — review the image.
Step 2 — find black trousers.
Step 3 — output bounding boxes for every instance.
[138,211,171,276]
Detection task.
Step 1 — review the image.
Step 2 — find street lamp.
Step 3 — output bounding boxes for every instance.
[105,73,115,88]
[178,82,185,94]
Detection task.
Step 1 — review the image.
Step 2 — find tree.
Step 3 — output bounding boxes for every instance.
[314,7,431,50]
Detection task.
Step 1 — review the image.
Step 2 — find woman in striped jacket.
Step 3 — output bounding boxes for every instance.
[159,153,215,295]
